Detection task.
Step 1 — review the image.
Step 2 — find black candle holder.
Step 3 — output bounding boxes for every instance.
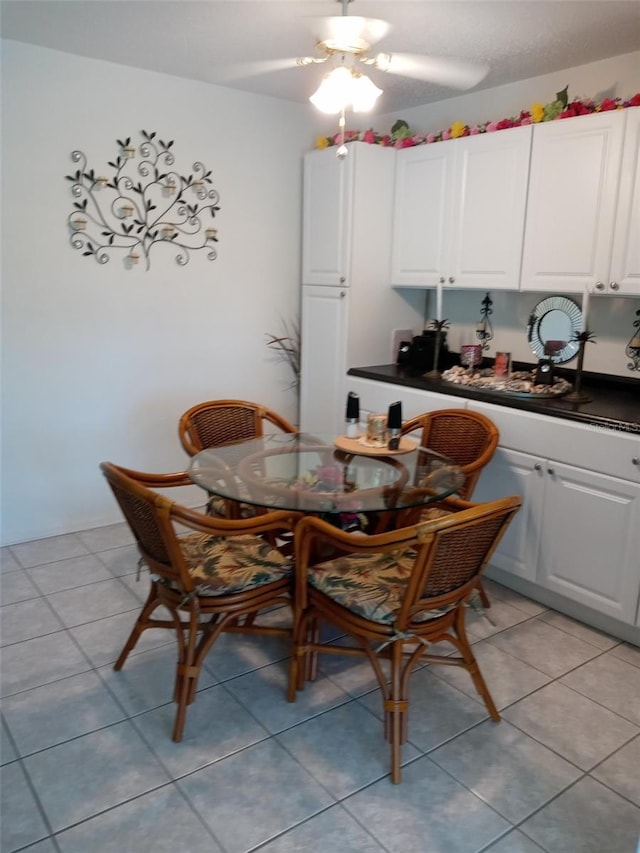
[565,329,597,403]
[424,319,450,380]
[625,308,640,372]
[476,292,494,351]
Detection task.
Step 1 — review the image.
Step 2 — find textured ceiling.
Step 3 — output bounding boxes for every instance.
[2,1,639,112]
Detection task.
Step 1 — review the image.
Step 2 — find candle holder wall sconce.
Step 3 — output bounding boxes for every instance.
[475,292,494,351]
[625,308,640,372]
[424,319,450,380]
[565,329,597,404]
[66,130,220,270]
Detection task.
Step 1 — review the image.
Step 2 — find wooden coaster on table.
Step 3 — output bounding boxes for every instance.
[334,435,417,456]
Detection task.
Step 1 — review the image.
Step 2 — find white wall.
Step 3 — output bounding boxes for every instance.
[0,40,322,545]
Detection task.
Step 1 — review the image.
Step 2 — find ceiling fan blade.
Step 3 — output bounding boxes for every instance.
[307,15,391,50]
[379,53,489,90]
[208,57,301,83]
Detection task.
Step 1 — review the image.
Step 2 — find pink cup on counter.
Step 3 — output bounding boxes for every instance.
[494,352,511,378]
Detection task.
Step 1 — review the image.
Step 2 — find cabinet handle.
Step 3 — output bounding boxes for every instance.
[632,457,640,466]
[595,281,605,291]
[339,276,345,284]
[448,276,455,285]
[547,467,555,476]
[439,276,445,284]
[609,281,620,291]
[534,463,542,471]
[340,290,345,298]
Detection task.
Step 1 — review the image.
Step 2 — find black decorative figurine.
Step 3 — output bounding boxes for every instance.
[565,330,597,403]
[424,319,450,379]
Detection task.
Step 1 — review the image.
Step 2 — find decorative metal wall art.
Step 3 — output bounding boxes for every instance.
[625,308,640,372]
[66,130,220,270]
[475,292,494,351]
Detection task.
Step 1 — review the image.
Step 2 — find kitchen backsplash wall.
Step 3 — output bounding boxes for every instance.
[403,288,640,380]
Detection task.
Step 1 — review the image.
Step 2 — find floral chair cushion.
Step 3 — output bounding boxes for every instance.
[308,548,454,625]
[165,532,291,596]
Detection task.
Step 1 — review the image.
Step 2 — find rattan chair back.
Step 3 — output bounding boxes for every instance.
[401,408,499,500]
[179,399,296,456]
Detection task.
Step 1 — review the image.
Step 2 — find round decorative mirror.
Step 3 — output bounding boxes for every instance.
[527,296,582,364]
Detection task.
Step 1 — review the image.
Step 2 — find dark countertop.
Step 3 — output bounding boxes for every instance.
[348,363,640,434]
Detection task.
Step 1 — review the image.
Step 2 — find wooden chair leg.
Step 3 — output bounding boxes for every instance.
[288,609,310,702]
[457,615,500,721]
[387,642,407,784]
[114,581,162,671]
[476,579,491,609]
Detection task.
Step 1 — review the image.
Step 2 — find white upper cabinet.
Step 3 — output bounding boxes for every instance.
[390,125,532,290]
[302,148,353,286]
[520,110,627,293]
[390,143,451,287]
[609,107,640,295]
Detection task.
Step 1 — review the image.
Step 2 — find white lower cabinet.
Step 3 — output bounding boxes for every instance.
[471,448,544,583]
[538,461,640,624]
[467,401,640,629]
[473,447,640,624]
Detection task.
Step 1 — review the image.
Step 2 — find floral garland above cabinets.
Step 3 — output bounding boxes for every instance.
[315,86,640,151]
[66,130,220,270]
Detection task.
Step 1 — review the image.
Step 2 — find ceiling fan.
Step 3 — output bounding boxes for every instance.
[297,0,490,115]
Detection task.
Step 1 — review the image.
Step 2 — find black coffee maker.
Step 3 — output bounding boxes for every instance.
[401,330,455,370]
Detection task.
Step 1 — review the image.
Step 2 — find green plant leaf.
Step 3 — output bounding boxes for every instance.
[556,85,569,108]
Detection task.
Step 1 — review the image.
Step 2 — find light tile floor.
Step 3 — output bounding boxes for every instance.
[2,525,640,853]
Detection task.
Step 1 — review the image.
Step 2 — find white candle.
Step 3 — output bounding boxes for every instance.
[436,279,443,321]
[582,286,590,332]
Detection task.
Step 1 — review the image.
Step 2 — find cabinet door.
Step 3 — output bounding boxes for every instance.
[390,143,452,286]
[299,285,348,434]
[302,149,352,286]
[538,462,640,623]
[449,125,532,290]
[521,111,626,292]
[471,448,544,581]
[610,107,640,295]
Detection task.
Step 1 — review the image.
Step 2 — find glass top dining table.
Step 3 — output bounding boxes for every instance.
[187,432,465,518]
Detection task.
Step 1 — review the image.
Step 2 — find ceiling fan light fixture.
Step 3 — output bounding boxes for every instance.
[370,52,392,72]
[350,72,382,112]
[309,65,353,113]
[309,65,382,114]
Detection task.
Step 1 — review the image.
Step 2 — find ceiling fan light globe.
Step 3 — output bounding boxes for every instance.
[309,65,352,113]
[350,73,382,112]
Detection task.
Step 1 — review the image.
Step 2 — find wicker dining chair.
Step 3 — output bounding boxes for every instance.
[401,408,499,500]
[401,408,500,607]
[288,494,522,783]
[178,399,296,456]
[178,399,297,519]
[100,461,301,742]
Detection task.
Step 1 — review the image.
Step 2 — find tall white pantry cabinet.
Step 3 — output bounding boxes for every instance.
[299,142,423,433]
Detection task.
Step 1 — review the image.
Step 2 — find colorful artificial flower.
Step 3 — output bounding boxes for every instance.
[314,86,640,152]
[531,103,545,123]
[598,98,619,112]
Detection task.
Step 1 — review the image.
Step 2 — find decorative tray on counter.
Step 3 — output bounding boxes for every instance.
[441,366,572,399]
